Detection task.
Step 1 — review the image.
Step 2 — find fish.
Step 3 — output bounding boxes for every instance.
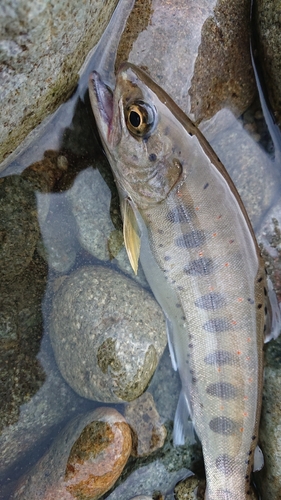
[89,63,266,500]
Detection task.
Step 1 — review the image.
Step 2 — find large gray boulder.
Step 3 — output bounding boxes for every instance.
[0,0,118,164]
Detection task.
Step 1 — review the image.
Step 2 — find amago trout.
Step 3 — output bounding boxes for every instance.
[89,63,266,500]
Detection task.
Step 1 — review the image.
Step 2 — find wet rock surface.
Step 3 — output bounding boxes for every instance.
[105,450,194,500]
[174,475,204,500]
[0,0,119,165]
[258,337,281,499]
[66,167,115,262]
[203,108,278,231]
[0,254,47,433]
[0,335,86,499]
[11,407,132,500]
[255,0,281,126]
[0,150,68,281]
[49,265,166,402]
[125,392,167,457]
[0,175,39,281]
[37,193,78,274]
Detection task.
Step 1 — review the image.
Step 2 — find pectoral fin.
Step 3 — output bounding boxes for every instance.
[165,318,178,371]
[122,198,140,275]
[173,390,196,446]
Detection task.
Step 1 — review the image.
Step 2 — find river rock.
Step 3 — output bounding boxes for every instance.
[49,265,166,402]
[106,459,192,500]
[11,407,132,500]
[0,0,119,166]
[0,150,68,282]
[125,392,167,457]
[0,175,39,281]
[255,0,281,126]
[257,336,281,499]
[174,476,204,500]
[0,332,87,499]
[0,254,47,434]
[37,191,79,273]
[66,167,115,262]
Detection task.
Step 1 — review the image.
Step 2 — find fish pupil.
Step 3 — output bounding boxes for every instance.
[129,110,141,128]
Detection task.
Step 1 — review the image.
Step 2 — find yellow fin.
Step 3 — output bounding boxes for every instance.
[123,199,140,275]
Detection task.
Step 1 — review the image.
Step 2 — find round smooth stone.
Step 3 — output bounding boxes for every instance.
[49,265,166,402]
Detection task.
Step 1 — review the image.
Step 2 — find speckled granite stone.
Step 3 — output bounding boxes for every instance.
[49,265,166,402]
[0,0,118,165]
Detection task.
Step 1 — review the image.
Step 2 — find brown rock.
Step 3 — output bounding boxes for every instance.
[11,407,132,500]
[257,339,281,499]
[21,150,68,192]
[0,150,67,283]
[0,254,47,433]
[174,476,205,500]
[125,392,166,457]
[255,0,281,126]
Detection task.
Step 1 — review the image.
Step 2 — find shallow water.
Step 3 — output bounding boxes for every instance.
[1,1,281,499]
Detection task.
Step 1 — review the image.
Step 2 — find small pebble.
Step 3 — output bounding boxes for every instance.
[125,392,167,457]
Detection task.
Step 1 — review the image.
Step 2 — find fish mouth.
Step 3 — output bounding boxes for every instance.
[89,71,113,130]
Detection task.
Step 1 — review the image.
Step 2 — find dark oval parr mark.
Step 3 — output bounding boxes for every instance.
[167,205,195,223]
[203,317,232,333]
[215,454,235,476]
[175,230,206,249]
[209,416,238,435]
[184,257,214,276]
[195,292,226,310]
[204,350,235,366]
[206,382,237,400]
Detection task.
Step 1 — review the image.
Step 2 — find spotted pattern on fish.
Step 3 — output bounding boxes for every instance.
[204,350,235,366]
[203,318,232,333]
[167,205,195,223]
[209,416,238,435]
[211,490,236,500]
[175,230,206,248]
[89,63,266,500]
[206,382,237,400]
[149,153,157,162]
[184,257,214,276]
[215,454,235,476]
[195,292,226,310]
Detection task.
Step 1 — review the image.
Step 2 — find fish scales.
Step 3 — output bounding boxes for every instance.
[89,63,265,500]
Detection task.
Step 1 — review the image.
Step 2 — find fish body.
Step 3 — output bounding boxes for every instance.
[89,64,265,500]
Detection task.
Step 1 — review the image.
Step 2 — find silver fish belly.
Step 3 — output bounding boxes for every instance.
[89,63,265,500]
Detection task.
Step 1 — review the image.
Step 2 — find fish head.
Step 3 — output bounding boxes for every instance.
[89,63,186,209]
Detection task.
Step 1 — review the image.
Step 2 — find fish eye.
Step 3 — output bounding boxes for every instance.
[125,102,155,138]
